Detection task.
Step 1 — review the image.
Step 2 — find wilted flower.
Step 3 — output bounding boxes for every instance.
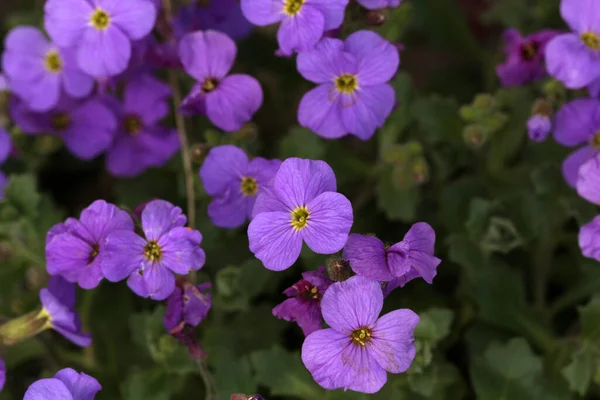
[164,280,212,333]
[24,368,101,400]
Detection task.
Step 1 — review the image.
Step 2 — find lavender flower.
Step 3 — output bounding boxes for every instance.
[297,31,399,140]
[545,0,600,88]
[301,275,419,393]
[0,357,4,392]
[356,0,401,10]
[496,29,559,87]
[579,216,600,261]
[527,114,552,142]
[577,153,600,204]
[179,30,263,132]
[248,158,353,271]
[11,96,117,160]
[272,266,332,336]
[1,27,93,111]
[40,276,92,347]
[241,0,348,55]
[343,223,440,286]
[46,200,134,289]
[24,368,101,400]
[104,74,180,177]
[102,200,205,301]
[553,98,600,186]
[199,145,281,228]
[164,281,212,333]
[44,0,156,77]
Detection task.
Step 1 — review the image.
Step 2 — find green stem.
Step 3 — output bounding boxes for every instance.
[514,313,556,353]
[550,276,600,316]
[533,230,556,312]
[197,359,218,400]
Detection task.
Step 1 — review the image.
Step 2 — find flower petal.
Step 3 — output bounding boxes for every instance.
[273,297,323,336]
[296,37,346,83]
[65,98,118,159]
[579,216,600,261]
[553,98,600,146]
[341,83,395,141]
[54,368,102,400]
[302,192,353,254]
[560,0,600,33]
[298,84,348,139]
[248,211,303,271]
[277,5,325,55]
[545,34,600,89]
[200,145,249,195]
[345,30,400,85]
[52,324,92,347]
[101,0,157,39]
[252,184,289,216]
[44,0,93,47]
[158,227,205,274]
[45,232,94,279]
[307,0,348,30]
[240,0,283,26]
[124,74,171,125]
[2,27,49,81]
[15,74,62,112]
[562,146,598,187]
[577,153,600,204]
[101,230,146,281]
[179,30,236,82]
[370,309,419,373]
[142,200,187,241]
[345,345,388,394]
[24,378,74,400]
[208,186,249,228]
[141,264,176,300]
[273,158,337,209]
[79,199,134,241]
[60,48,95,98]
[343,234,393,281]
[78,27,131,77]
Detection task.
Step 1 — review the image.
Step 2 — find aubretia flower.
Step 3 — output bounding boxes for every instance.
[301,275,419,394]
[44,0,157,77]
[553,98,600,186]
[272,266,332,336]
[179,31,263,132]
[104,74,180,177]
[343,223,440,286]
[40,276,92,347]
[241,0,348,55]
[576,153,600,204]
[545,0,600,89]
[24,368,101,400]
[0,357,4,392]
[102,200,205,301]
[199,145,281,228]
[579,216,600,261]
[164,281,212,333]
[248,158,353,271]
[46,200,134,289]
[1,27,93,111]
[527,114,552,142]
[356,0,401,10]
[496,29,559,87]
[297,30,399,140]
[11,96,117,160]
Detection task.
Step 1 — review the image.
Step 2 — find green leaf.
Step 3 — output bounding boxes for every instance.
[412,96,462,144]
[562,345,596,396]
[414,308,454,345]
[379,73,413,153]
[376,168,420,222]
[212,350,256,400]
[122,368,172,400]
[279,126,326,160]
[214,259,275,311]
[3,174,40,218]
[579,295,600,342]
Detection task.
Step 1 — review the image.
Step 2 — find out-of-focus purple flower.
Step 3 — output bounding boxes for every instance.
[297,31,399,140]
[0,127,12,166]
[179,30,263,132]
[40,276,92,347]
[343,223,440,286]
[496,29,559,87]
[553,98,600,187]
[104,73,180,177]
[11,96,117,160]
[545,0,600,89]
[46,200,134,289]
[0,73,8,92]
[24,368,101,400]
[241,0,348,55]
[580,216,600,261]
[301,275,419,394]
[527,114,552,142]
[272,266,332,336]
[248,158,353,271]
[0,357,5,392]
[164,280,212,333]
[577,152,600,204]
[1,27,93,112]
[357,0,401,10]
[199,145,281,228]
[174,0,253,40]
[102,200,206,301]
[44,0,156,77]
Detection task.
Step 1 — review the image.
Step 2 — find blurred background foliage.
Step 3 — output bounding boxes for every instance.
[1,0,598,399]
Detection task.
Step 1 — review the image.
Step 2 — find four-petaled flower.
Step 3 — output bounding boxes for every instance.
[24,368,101,400]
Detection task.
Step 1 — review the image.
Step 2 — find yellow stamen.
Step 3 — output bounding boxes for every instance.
[240,177,258,196]
[44,50,62,73]
[335,73,359,94]
[290,206,309,230]
[90,8,111,30]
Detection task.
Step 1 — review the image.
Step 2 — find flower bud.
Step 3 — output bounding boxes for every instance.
[0,308,50,346]
[366,10,386,26]
[326,256,352,282]
[462,124,488,149]
[190,143,210,164]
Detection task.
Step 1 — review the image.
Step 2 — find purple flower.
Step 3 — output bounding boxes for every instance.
[24,368,101,400]
[1,27,93,111]
[553,98,600,187]
[199,145,281,228]
[241,0,348,55]
[44,0,156,77]
[356,0,401,10]
[10,96,117,160]
[577,153,600,204]
[527,114,552,142]
[496,29,559,87]
[0,127,12,165]
[46,200,134,289]
[297,31,399,140]
[0,357,5,392]
[272,266,332,336]
[579,216,600,261]
[164,281,212,333]
[40,276,92,347]
[301,275,419,393]
[104,74,180,177]
[248,158,353,271]
[174,0,253,40]
[545,0,600,89]
[101,200,206,301]
[343,223,440,285]
[179,30,263,132]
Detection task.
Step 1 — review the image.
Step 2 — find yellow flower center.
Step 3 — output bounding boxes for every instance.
[51,112,71,131]
[90,8,111,30]
[592,132,600,148]
[123,114,143,136]
[202,78,219,93]
[309,286,318,299]
[351,327,372,346]
[582,32,600,50]
[290,206,309,230]
[240,177,258,196]
[283,0,305,16]
[335,73,359,94]
[144,241,162,262]
[90,244,99,260]
[44,50,62,73]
